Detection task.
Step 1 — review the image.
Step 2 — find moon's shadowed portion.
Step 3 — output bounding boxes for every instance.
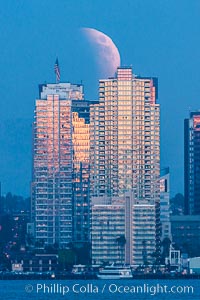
[81,27,121,78]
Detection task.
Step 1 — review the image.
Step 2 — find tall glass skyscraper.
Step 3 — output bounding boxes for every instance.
[31,82,94,248]
[90,67,160,264]
[184,111,200,215]
[90,67,160,203]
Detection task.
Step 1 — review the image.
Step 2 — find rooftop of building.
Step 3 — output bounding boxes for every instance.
[160,167,170,176]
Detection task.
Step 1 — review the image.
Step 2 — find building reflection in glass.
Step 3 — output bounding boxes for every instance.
[31,83,85,248]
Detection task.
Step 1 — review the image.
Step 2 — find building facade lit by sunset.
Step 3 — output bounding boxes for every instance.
[90,67,160,264]
[71,99,98,243]
[90,67,160,202]
[184,111,200,215]
[31,82,93,247]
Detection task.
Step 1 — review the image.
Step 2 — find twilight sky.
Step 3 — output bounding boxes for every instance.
[0,0,200,197]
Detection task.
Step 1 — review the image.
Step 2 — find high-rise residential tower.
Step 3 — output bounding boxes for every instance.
[31,82,95,248]
[90,67,160,264]
[184,111,200,215]
[90,67,160,202]
[91,193,156,265]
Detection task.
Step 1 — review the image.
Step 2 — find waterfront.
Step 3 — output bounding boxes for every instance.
[0,280,199,300]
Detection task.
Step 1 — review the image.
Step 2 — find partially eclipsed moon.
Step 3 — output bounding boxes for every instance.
[81,27,121,78]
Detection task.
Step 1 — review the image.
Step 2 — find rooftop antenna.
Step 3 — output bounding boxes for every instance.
[54,58,60,83]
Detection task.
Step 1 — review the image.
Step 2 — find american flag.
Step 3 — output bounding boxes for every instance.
[54,58,60,82]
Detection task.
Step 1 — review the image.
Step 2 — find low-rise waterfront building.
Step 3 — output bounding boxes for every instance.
[11,253,58,272]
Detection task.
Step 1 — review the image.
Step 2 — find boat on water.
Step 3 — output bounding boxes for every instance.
[97,264,133,279]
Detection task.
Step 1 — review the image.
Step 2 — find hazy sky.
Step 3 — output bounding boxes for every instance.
[1,0,200,197]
